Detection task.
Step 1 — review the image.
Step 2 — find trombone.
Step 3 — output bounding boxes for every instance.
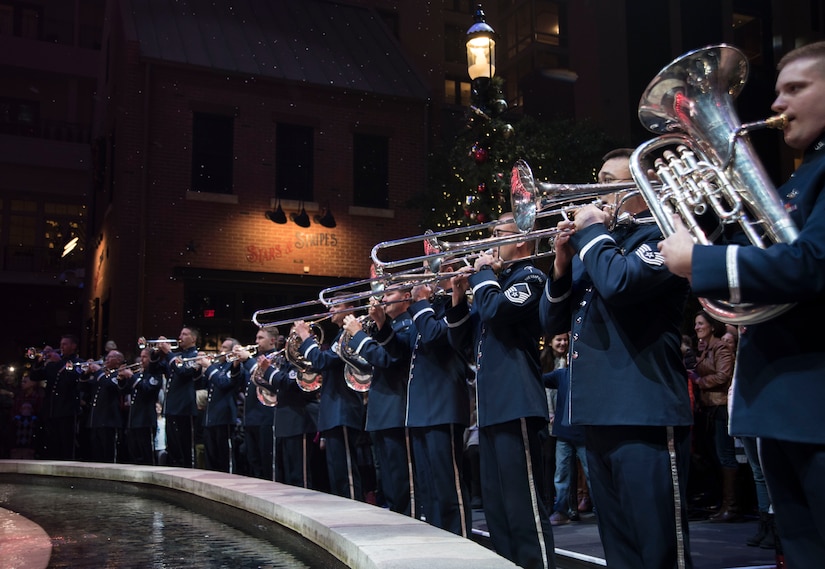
[370,159,651,275]
[251,299,330,329]
[137,337,179,350]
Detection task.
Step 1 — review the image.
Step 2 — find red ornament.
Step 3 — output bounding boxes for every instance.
[471,143,488,165]
[477,183,486,193]
[477,213,487,223]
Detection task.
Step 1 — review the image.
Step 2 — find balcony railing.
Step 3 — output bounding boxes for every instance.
[2,245,83,273]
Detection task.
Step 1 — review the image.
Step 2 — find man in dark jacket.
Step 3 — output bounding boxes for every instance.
[659,41,825,566]
[448,212,554,569]
[542,149,693,569]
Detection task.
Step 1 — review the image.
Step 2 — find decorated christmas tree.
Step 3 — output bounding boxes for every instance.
[422,104,620,236]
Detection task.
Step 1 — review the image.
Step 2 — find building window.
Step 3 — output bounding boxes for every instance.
[535,4,561,46]
[45,203,85,259]
[0,97,39,136]
[444,24,466,64]
[0,5,12,35]
[276,122,314,201]
[0,3,42,39]
[191,112,234,194]
[353,133,389,209]
[445,78,472,106]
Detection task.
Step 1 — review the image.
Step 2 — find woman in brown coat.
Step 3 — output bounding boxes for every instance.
[693,310,739,522]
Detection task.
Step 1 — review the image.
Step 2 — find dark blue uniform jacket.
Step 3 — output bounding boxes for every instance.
[541,217,693,428]
[348,312,412,432]
[242,353,274,427]
[447,260,548,428]
[405,297,469,428]
[83,370,123,428]
[692,136,825,444]
[150,347,200,416]
[261,362,319,438]
[300,331,365,432]
[124,371,162,429]
[200,360,241,427]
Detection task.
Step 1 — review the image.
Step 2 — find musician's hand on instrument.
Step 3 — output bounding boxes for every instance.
[657,215,694,281]
[88,360,103,374]
[473,252,496,272]
[293,321,311,341]
[195,353,211,368]
[366,301,385,328]
[450,273,469,304]
[343,315,362,336]
[551,220,575,278]
[234,344,249,362]
[572,203,610,230]
[412,283,432,303]
[119,367,134,380]
[156,336,172,355]
[257,353,271,372]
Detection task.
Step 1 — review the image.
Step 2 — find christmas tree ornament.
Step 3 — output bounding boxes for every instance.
[472,145,488,164]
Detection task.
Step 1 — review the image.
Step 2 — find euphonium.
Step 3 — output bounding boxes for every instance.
[285,325,325,392]
[630,44,797,325]
[252,348,287,407]
[337,315,375,393]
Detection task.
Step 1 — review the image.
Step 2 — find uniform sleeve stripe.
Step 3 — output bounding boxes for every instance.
[303,343,319,357]
[447,312,470,328]
[411,306,434,321]
[471,278,500,294]
[726,245,741,304]
[578,233,613,260]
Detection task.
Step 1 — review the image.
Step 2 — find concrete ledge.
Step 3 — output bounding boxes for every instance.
[0,506,52,569]
[0,460,517,569]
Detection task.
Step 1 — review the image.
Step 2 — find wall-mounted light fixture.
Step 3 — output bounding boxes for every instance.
[315,205,336,228]
[291,203,311,228]
[265,199,287,224]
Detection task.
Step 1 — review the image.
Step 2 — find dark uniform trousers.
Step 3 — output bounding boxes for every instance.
[371,427,411,515]
[585,425,692,569]
[411,424,470,536]
[324,425,362,501]
[280,433,314,488]
[480,417,554,569]
[760,438,825,567]
[166,415,194,468]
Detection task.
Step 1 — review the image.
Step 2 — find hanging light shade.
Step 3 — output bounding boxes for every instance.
[265,200,287,224]
[315,206,336,228]
[291,204,311,228]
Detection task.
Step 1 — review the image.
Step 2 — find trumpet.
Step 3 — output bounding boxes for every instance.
[65,359,104,373]
[25,347,58,360]
[137,337,179,350]
[179,345,258,365]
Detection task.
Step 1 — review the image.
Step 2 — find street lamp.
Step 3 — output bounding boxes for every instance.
[466,4,506,118]
[466,4,496,82]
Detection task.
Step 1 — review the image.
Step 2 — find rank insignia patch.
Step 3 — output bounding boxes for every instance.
[635,243,665,266]
[504,282,532,304]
